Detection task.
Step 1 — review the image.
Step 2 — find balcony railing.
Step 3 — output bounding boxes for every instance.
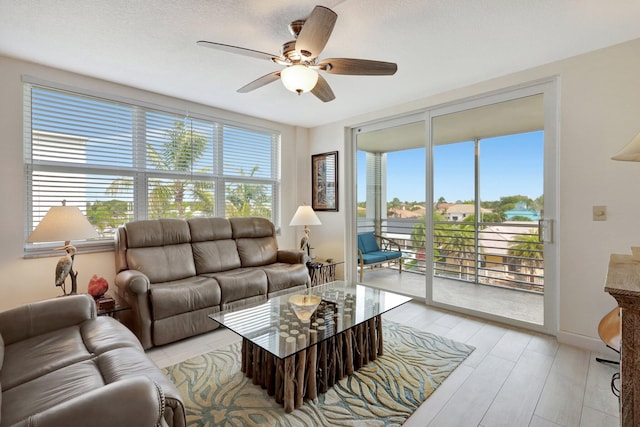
[357,218,543,293]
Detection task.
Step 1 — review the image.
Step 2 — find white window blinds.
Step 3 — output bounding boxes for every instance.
[24,83,280,254]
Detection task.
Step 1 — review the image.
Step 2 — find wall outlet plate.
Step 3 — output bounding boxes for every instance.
[593,205,607,221]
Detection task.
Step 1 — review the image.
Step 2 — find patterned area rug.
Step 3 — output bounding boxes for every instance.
[162,321,474,426]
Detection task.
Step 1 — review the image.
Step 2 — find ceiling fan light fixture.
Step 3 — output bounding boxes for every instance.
[281,65,318,95]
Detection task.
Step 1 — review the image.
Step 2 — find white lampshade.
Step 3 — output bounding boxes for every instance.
[612,130,640,161]
[289,205,322,226]
[28,202,98,244]
[281,65,319,94]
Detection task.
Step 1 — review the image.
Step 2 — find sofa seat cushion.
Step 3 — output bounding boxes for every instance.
[149,276,221,320]
[381,250,403,260]
[81,317,143,355]
[207,268,268,305]
[359,251,388,265]
[1,325,92,391]
[192,240,241,274]
[2,359,104,427]
[262,263,310,294]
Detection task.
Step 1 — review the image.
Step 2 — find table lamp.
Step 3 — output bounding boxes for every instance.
[27,200,99,295]
[289,205,322,258]
[612,130,640,161]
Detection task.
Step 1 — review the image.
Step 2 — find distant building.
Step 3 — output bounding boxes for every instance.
[437,203,491,221]
[504,201,540,221]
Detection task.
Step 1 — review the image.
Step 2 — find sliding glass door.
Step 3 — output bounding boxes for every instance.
[427,84,557,332]
[350,80,557,333]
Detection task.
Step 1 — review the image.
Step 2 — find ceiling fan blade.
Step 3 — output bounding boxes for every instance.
[197,40,281,62]
[295,6,337,59]
[318,58,398,75]
[311,74,335,102]
[237,71,281,93]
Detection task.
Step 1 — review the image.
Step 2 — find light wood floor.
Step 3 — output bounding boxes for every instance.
[147,300,620,427]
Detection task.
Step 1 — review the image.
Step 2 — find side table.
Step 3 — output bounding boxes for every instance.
[307,259,344,286]
[96,300,130,318]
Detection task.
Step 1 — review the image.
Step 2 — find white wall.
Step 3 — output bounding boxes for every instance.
[308,38,640,347]
[0,55,303,311]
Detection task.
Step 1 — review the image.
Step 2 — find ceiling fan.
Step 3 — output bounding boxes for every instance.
[197,5,397,102]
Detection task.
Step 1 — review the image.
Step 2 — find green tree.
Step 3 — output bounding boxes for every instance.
[437,223,475,279]
[509,215,533,222]
[508,232,543,283]
[86,199,131,235]
[108,121,213,218]
[462,212,505,224]
[225,166,271,218]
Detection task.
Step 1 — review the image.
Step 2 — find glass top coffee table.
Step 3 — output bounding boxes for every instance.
[209,281,411,412]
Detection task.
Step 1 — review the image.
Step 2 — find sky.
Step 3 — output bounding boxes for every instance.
[357,131,544,203]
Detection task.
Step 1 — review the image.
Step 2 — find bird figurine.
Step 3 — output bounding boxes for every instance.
[55,244,76,295]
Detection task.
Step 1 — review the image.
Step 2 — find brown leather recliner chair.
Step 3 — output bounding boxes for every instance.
[0,295,185,427]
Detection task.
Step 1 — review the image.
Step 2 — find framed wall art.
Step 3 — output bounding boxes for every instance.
[311,151,338,211]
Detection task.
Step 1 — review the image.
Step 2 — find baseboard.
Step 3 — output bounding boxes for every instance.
[556,330,619,359]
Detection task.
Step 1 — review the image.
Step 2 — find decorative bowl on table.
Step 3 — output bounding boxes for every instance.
[288,294,321,321]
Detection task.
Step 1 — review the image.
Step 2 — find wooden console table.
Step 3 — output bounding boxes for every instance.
[604,247,640,427]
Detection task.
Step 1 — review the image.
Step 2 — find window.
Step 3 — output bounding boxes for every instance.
[24,83,280,254]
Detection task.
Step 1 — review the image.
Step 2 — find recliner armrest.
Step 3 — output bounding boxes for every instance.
[115,269,151,295]
[20,376,166,427]
[0,294,95,345]
[277,249,305,264]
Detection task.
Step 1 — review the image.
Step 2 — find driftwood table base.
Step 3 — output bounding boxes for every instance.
[241,315,384,413]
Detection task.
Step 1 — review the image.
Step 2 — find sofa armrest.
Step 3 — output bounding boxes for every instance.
[114,270,154,349]
[277,249,305,264]
[379,236,402,252]
[0,294,95,345]
[20,376,166,427]
[115,269,151,295]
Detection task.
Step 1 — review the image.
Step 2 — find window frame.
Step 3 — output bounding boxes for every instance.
[23,79,281,257]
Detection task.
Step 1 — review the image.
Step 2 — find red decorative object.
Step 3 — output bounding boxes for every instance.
[88,274,109,299]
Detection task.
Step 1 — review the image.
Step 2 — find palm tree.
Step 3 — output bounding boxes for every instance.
[437,223,475,279]
[107,121,213,218]
[225,166,271,218]
[508,231,543,283]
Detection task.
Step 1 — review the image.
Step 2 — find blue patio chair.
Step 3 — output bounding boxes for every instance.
[357,232,403,281]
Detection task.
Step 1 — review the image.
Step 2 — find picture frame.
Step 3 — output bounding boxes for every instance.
[311,151,338,211]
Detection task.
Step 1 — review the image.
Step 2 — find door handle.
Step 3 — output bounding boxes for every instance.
[538,219,554,244]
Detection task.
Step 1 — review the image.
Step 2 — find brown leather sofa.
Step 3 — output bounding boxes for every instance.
[0,295,185,427]
[114,216,310,349]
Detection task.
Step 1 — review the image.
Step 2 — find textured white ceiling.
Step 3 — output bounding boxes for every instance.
[1,0,640,128]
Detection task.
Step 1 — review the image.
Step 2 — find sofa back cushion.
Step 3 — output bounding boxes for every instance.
[230,217,278,266]
[187,217,242,273]
[124,219,196,283]
[192,240,241,273]
[229,217,275,239]
[358,232,380,254]
[188,217,233,241]
[236,237,278,267]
